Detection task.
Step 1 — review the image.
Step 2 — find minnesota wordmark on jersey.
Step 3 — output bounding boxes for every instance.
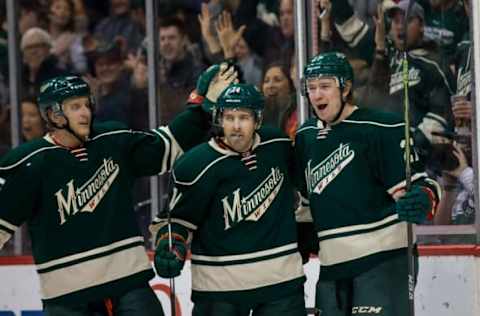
[389,67,421,94]
[222,167,284,230]
[55,158,119,225]
[306,143,354,195]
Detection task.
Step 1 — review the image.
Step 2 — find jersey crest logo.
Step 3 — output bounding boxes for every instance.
[55,158,120,225]
[306,143,354,195]
[424,26,454,46]
[457,66,472,96]
[389,66,420,94]
[222,167,284,230]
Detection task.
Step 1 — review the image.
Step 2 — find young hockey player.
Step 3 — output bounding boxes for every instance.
[0,67,236,315]
[295,52,441,316]
[151,83,306,316]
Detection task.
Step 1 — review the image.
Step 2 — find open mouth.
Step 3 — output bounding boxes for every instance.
[317,104,328,111]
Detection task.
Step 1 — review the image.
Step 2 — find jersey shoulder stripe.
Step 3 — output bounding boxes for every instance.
[257,126,289,140]
[296,118,321,135]
[345,108,404,127]
[91,121,128,136]
[0,139,59,171]
[172,141,230,186]
[256,127,291,147]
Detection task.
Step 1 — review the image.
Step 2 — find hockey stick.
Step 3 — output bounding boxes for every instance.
[401,1,416,315]
[165,174,177,316]
[167,208,177,316]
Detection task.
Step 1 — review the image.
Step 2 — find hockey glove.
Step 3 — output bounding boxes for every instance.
[154,236,187,278]
[205,64,237,100]
[396,185,434,224]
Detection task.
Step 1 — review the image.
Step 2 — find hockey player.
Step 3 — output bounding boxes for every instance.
[151,83,306,316]
[0,68,236,315]
[295,52,441,316]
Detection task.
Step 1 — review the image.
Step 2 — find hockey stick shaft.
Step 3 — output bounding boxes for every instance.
[402,51,416,316]
[167,218,176,316]
[402,1,416,315]
[166,174,177,316]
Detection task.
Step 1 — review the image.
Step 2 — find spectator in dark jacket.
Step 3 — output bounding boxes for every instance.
[94,0,144,53]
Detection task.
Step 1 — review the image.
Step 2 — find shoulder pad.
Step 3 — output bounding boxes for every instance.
[296,118,320,135]
[257,126,290,141]
[350,108,404,126]
[0,139,54,172]
[91,121,129,136]
[173,143,223,186]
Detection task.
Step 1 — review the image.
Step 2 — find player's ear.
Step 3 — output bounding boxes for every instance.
[342,81,352,101]
[47,108,66,126]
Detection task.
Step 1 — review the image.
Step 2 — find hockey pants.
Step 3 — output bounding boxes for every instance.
[43,285,164,316]
[192,289,307,316]
[316,252,418,316]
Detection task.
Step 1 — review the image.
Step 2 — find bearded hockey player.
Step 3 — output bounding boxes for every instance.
[151,83,306,316]
[0,71,235,315]
[294,52,441,316]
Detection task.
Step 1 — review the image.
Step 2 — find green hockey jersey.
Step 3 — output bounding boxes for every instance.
[295,108,440,281]
[151,127,305,304]
[418,0,469,64]
[330,1,455,131]
[0,105,210,305]
[454,34,472,97]
[387,47,454,129]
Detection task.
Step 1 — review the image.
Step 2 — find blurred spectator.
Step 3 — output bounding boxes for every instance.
[198,2,223,60]
[323,0,375,64]
[0,2,7,81]
[94,0,144,53]
[157,16,205,123]
[452,0,472,98]
[278,0,293,40]
[261,62,297,139]
[417,0,469,66]
[349,0,377,27]
[436,0,474,226]
[325,0,454,171]
[70,0,89,32]
[213,11,262,86]
[157,0,203,46]
[19,0,47,35]
[87,40,136,127]
[200,0,285,65]
[0,102,9,156]
[265,0,295,65]
[130,0,145,34]
[234,36,263,85]
[82,0,109,32]
[385,1,453,166]
[158,17,204,88]
[21,95,45,141]
[21,27,69,96]
[47,0,88,73]
[362,0,454,172]
[435,142,474,224]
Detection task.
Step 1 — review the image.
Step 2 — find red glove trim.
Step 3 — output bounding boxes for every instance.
[158,232,187,244]
[187,89,205,104]
[421,186,437,221]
